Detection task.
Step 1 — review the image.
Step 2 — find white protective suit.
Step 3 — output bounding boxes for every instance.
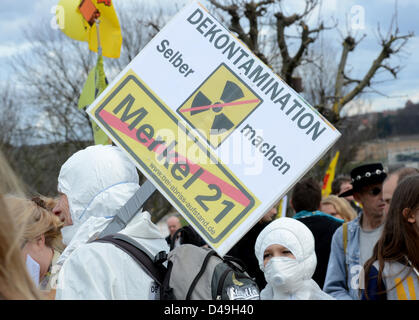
[54,145,169,299]
[254,217,333,300]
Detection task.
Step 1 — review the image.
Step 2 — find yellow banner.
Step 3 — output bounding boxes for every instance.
[89,70,260,247]
[322,151,340,197]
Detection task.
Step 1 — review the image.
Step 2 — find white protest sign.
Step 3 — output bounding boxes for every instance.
[87,1,341,256]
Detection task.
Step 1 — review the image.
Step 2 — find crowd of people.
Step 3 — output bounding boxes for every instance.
[0,144,418,300]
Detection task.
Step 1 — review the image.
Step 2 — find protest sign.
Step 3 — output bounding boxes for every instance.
[87,1,341,256]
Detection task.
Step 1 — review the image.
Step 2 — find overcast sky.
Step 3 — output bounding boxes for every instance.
[1,0,418,116]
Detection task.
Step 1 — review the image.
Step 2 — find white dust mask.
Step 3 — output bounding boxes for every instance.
[264,256,304,292]
[25,254,40,287]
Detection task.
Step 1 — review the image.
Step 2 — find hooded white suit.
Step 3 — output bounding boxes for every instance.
[54,145,169,299]
[254,217,333,300]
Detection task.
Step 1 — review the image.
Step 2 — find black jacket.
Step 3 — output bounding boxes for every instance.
[295,214,342,289]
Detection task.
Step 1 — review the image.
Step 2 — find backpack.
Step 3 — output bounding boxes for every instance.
[95,233,260,300]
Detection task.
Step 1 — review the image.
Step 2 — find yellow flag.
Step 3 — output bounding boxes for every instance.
[56,0,88,42]
[322,151,340,197]
[56,0,122,58]
[275,195,288,219]
[87,1,122,58]
[78,54,111,145]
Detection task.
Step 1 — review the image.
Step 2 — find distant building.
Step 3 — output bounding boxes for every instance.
[355,134,419,170]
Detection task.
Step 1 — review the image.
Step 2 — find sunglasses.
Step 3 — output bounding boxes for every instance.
[367,187,382,196]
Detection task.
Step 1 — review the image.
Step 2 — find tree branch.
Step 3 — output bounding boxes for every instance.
[333,31,413,114]
[343,73,362,86]
[276,13,326,84]
[209,0,271,64]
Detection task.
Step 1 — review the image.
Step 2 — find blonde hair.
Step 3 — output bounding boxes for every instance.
[321,195,357,222]
[0,195,40,299]
[37,196,66,252]
[0,149,26,197]
[4,195,64,252]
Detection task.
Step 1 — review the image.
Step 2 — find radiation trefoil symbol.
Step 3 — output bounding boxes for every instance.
[177,63,263,149]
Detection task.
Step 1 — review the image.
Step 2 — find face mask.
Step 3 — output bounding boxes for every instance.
[264,257,304,292]
[25,254,40,287]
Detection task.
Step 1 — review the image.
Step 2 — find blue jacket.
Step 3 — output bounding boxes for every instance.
[323,213,363,300]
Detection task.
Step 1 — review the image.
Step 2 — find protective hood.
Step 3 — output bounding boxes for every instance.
[254,217,333,300]
[255,217,316,276]
[56,145,141,263]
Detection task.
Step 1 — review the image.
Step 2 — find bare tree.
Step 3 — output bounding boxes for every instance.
[0,84,23,150]
[0,147,28,196]
[331,13,413,120]
[9,2,175,147]
[4,2,163,191]
[10,23,94,148]
[205,0,413,183]
[300,41,340,120]
[107,1,178,75]
[207,0,413,122]
[208,0,334,90]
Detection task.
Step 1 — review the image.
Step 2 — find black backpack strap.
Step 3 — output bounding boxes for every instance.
[185,250,218,300]
[95,234,166,286]
[161,260,176,300]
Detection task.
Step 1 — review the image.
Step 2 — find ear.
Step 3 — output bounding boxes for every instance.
[402,208,416,224]
[35,234,46,249]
